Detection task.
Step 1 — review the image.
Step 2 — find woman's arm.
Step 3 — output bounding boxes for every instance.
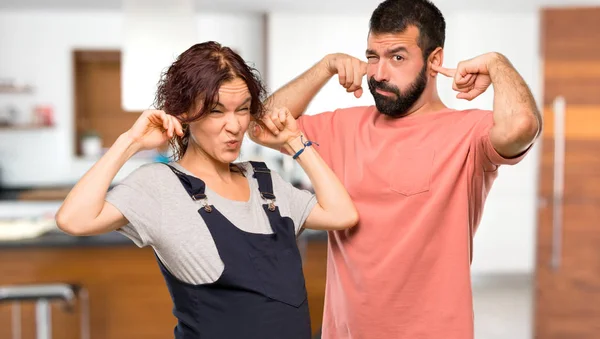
[251,107,358,231]
[56,110,183,236]
[284,134,358,231]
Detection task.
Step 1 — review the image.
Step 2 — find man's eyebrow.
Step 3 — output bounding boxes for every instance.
[366,46,408,56]
[387,46,408,54]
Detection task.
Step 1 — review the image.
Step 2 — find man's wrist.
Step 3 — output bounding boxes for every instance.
[486,52,508,73]
[319,54,336,77]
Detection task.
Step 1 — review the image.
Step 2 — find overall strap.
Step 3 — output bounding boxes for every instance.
[165,164,212,212]
[248,161,276,212]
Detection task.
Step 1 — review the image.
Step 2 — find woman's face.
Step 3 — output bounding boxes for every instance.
[187,78,252,164]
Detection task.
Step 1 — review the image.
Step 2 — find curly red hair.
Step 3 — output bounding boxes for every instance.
[154,41,267,160]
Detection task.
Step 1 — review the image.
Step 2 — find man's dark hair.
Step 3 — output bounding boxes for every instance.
[369,0,446,60]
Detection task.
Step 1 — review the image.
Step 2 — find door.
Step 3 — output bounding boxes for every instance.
[74,51,142,156]
[535,7,600,339]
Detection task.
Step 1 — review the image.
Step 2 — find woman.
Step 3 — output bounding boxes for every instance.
[55,41,358,338]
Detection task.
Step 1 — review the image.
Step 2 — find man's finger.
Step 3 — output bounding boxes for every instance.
[360,60,368,75]
[338,61,346,86]
[344,61,354,88]
[457,88,483,101]
[455,73,475,86]
[456,92,474,101]
[354,87,363,98]
[431,64,456,78]
[353,63,365,91]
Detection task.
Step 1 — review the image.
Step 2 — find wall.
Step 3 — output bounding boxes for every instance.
[0,10,265,187]
[267,10,541,274]
[0,8,541,274]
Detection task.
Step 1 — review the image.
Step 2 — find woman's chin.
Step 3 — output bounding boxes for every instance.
[220,151,241,164]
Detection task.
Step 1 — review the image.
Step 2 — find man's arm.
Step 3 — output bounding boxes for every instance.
[487,53,542,158]
[433,52,542,159]
[263,53,367,124]
[264,58,332,120]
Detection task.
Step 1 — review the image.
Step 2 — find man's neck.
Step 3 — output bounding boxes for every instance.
[408,100,448,116]
[394,88,447,118]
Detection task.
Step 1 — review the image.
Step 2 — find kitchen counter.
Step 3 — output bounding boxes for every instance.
[0,197,327,250]
[0,228,327,249]
[0,230,132,249]
[0,228,328,339]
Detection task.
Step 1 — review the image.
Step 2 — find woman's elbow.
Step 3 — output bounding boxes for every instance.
[55,212,86,236]
[333,208,359,230]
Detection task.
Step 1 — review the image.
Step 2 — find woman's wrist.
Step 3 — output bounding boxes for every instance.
[116,131,142,159]
[283,133,305,156]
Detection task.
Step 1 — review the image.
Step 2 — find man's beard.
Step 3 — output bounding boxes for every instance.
[368,64,428,118]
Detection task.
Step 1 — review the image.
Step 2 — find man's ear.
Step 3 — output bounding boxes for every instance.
[428,47,444,77]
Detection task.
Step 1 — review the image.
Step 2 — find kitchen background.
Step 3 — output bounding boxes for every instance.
[0,0,599,338]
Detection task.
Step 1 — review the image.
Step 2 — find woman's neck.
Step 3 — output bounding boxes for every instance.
[178,145,235,183]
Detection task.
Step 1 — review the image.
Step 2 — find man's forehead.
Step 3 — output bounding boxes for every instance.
[367,26,420,49]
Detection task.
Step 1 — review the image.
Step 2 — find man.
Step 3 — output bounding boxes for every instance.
[251,0,541,338]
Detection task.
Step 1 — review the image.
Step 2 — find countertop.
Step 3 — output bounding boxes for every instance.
[0,230,133,249]
[0,182,324,250]
[0,228,328,250]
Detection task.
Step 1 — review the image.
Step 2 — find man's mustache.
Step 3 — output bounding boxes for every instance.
[368,77,400,95]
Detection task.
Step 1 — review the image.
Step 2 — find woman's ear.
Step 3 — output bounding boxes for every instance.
[428,47,444,77]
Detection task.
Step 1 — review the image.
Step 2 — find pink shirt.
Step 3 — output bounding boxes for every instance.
[297,106,529,339]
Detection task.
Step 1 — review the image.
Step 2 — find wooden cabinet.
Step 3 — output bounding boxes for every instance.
[535,7,600,339]
[0,238,328,338]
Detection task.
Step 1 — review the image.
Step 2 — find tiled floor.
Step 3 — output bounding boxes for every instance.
[311,274,535,339]
[472,274,534,339]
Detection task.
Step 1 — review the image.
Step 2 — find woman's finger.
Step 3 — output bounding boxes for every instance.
[171,116,184,136]
[261,115,279,135]
[271,112,285,130]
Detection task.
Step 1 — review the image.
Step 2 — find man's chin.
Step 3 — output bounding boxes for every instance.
[379,110,409,119]
[375,103,409,119]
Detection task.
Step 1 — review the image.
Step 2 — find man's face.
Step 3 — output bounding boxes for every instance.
[366,26,429,118]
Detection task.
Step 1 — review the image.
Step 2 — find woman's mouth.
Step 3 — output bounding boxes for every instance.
[226,140,240,148]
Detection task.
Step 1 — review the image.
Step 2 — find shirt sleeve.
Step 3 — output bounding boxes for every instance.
[270,170,317,235]
[105,164,162,247]
[473,111,533,170]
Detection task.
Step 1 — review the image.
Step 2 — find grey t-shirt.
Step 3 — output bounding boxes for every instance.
[105,161,317,285]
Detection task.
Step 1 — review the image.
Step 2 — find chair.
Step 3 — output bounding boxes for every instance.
[0,283,90,339]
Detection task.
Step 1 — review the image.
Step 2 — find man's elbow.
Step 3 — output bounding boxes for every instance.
[514,113,540,147]
[495,112,540,151]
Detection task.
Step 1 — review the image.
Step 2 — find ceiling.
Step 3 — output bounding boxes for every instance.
[0,0,599,12]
